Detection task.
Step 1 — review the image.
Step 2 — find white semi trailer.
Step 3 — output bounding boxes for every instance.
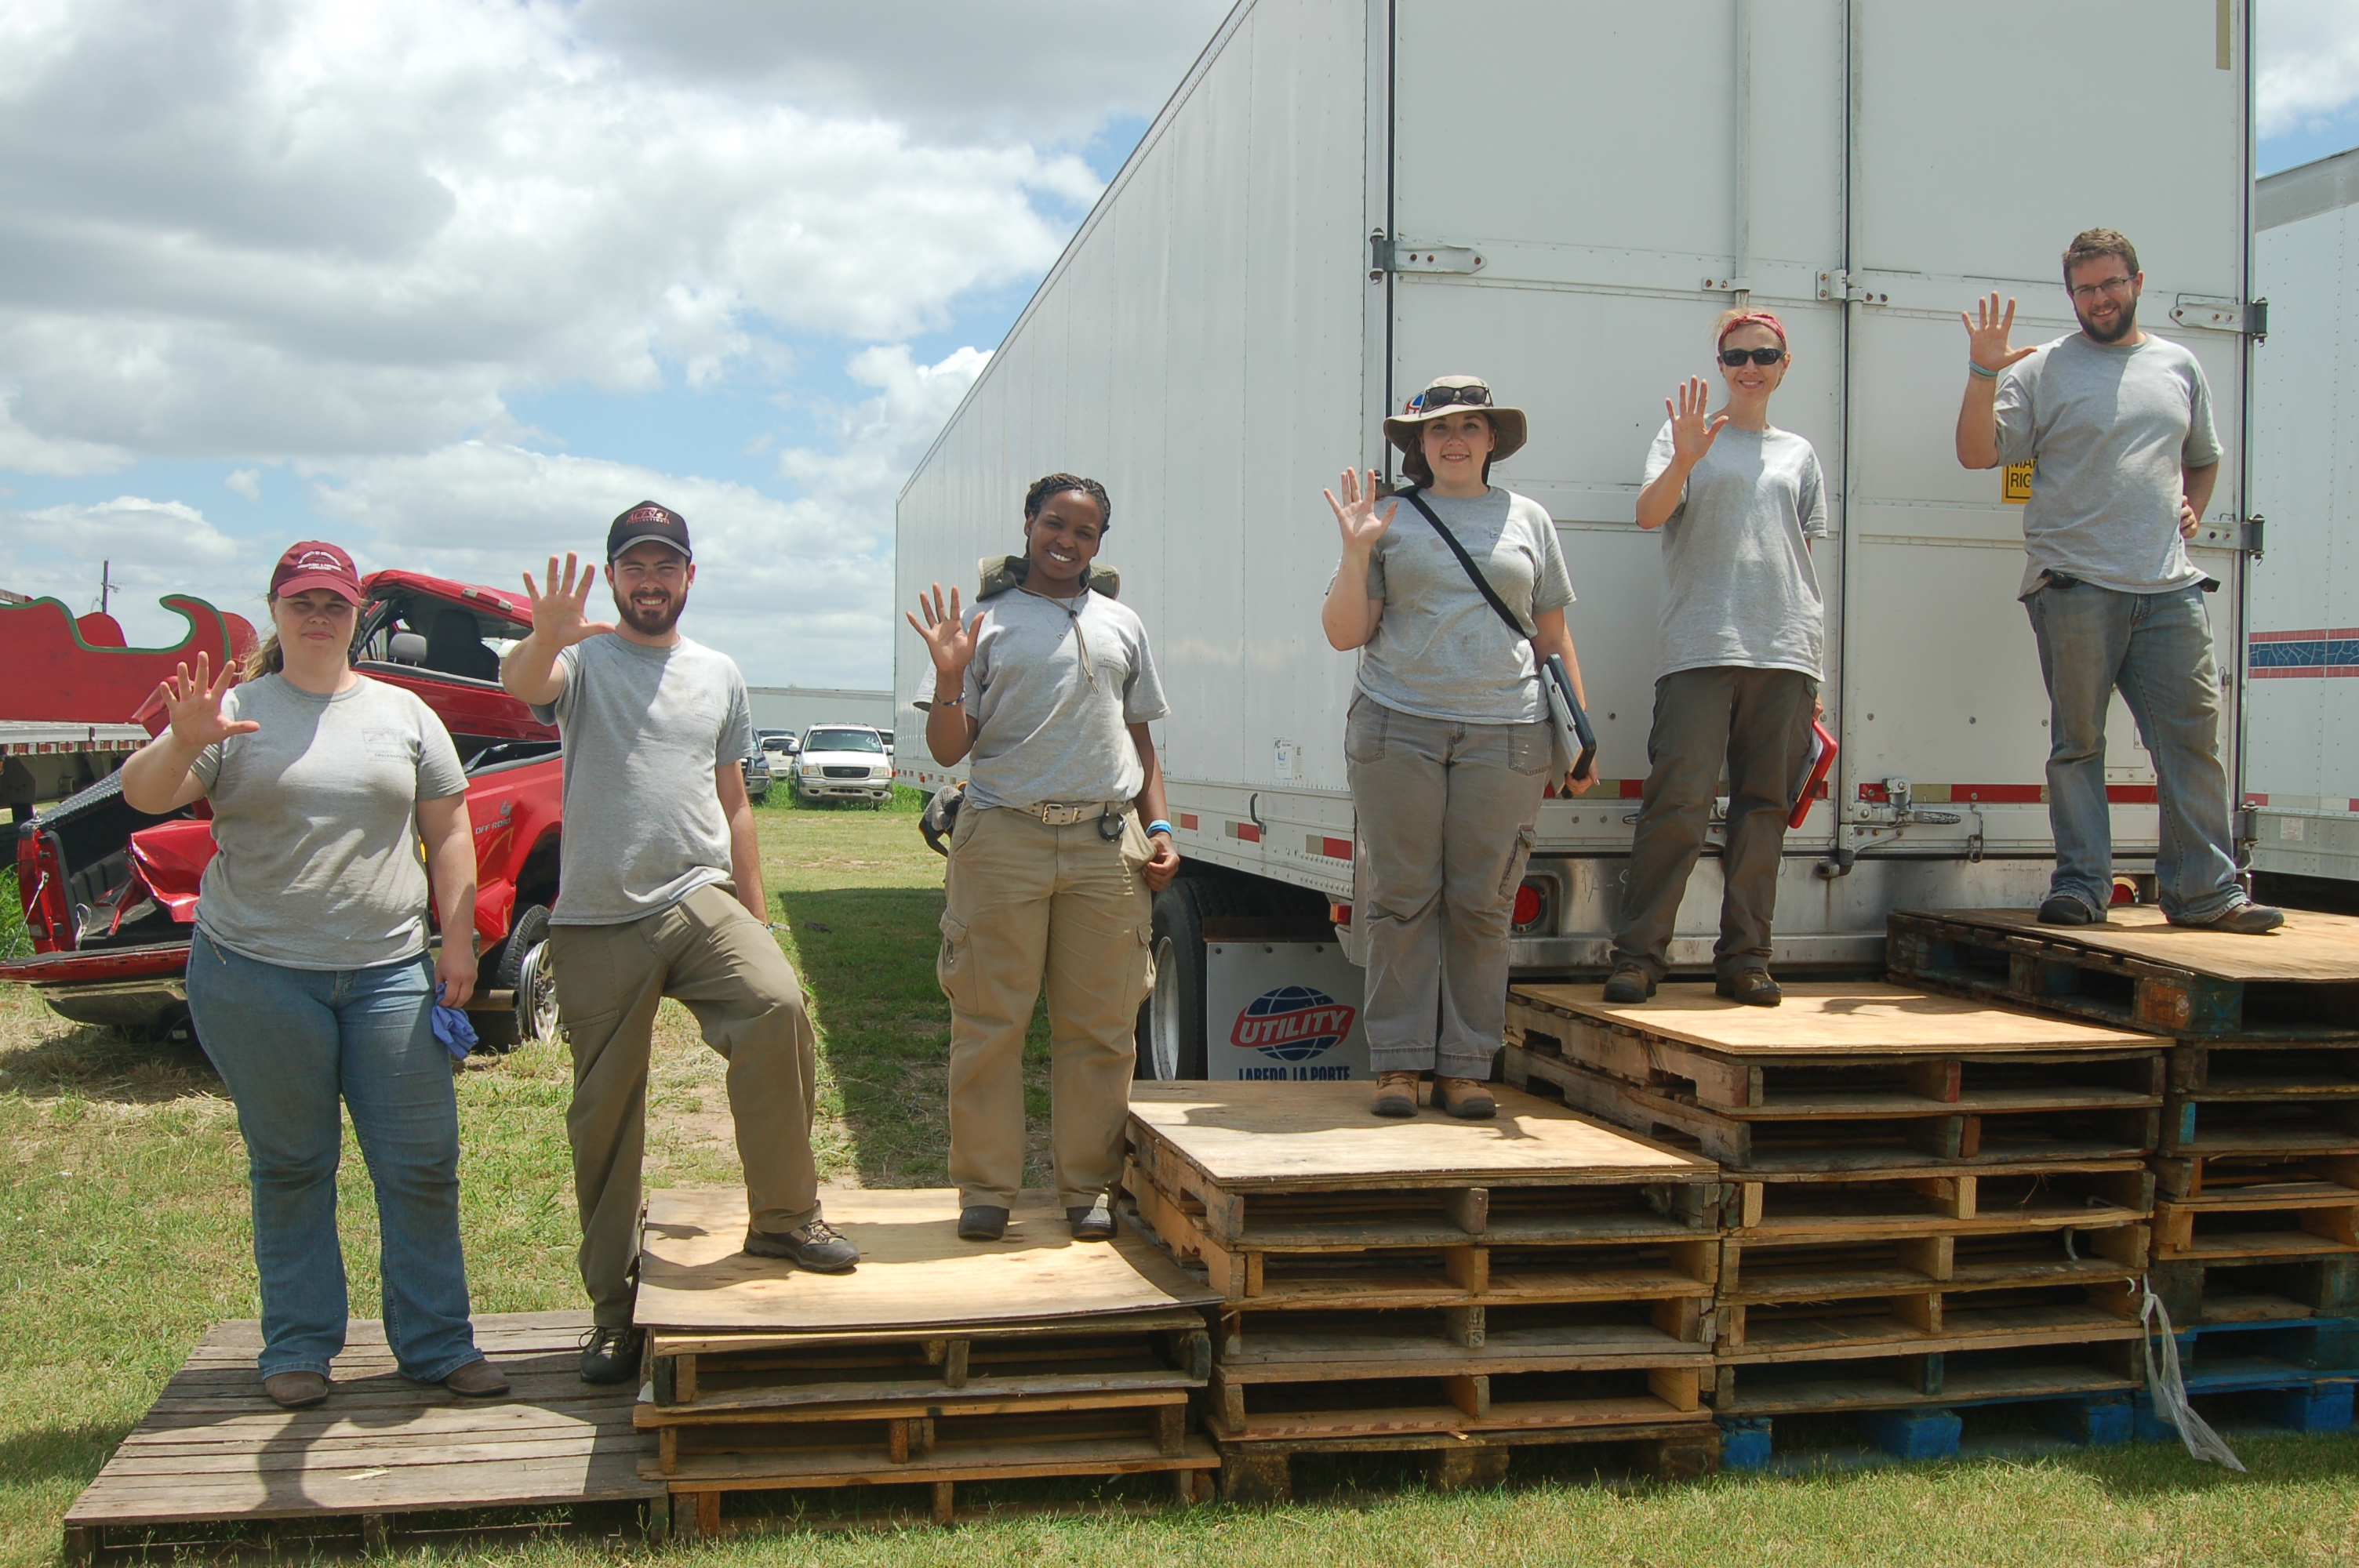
[2245,144,2359,890]
[896,0,2262,1077]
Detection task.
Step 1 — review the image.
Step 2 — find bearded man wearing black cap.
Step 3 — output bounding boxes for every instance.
[502,502,857,1384]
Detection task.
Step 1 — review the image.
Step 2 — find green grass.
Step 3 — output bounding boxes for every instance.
[0,869,28,964]
[2,809,2357,1566]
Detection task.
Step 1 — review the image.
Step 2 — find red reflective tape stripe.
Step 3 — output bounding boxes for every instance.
[2106,785,2159,804]
[1950,784,2045,803]
[1179,813,1199,831]
[2245,794,2269,806]
[1619,779,1644,798]
[1226,822,1262,844]
[1321,837,1354,861]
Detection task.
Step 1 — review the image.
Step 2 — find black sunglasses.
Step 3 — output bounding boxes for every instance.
[1718,347,1786,367]
[1415,384,1493,411]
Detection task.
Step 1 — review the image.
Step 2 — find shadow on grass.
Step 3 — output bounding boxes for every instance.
[0,1419,136,1487]
[0,1017,223,1105]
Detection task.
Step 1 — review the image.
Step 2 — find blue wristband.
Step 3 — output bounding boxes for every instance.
[1147,819,1175,837]
[1968,359,2001,380]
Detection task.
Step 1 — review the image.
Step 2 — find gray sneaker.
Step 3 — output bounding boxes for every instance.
[744,1218,860,1272]
[2170,900,2286,935]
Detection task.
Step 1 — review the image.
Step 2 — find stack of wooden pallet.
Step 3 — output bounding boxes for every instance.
[1892,905,2359,1437]
[1121,1080,1724,1501]
[631,1189,1222,1537]
[1504,981,2171,1466]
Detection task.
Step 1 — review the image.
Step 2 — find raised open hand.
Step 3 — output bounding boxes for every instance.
[161,652,260,750]
[519,553,617,648]
[1667,376,1728,470]
[906,583,983,679]
[1961,293,2037,374]
[1323,468,1398,553]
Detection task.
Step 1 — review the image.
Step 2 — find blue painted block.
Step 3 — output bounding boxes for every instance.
[2255,1382,2356,1434]
[2035,1394,2133,1446]
[2132,1393,2179,1444]
[1859,1406,1961,1461]
[1717,1417,1773,1470]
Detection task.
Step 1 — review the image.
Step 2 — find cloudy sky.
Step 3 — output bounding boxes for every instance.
[3,0,2356,688]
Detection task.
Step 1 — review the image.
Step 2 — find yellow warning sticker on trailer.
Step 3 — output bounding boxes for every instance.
[2003,461,2036,504]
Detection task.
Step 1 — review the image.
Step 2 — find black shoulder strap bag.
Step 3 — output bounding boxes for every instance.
[1393,487,1596,786]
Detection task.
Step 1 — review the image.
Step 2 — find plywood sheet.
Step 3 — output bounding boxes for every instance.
[64,1313,656,1529]
[1125,1082,1708,1189]
[1514,980,2155,1057]
[634,1188,1219,1334]
[1913,906,2359,983]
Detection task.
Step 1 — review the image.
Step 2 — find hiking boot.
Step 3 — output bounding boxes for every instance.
[2169,899,2287,935]
[1716,970,1783,1007]
[578,1326,644,1385]
[1434,1076,1497,1120]
[957,1204,1009,1242]
[2037,894,2106,927]
[262,1370,329,1410]
[1601,963,1656,1004]
[1371,1070,1422,1118]
[443,1359,511,1399]
[744,1218,860,1272]
[1067,1196,1118,1241]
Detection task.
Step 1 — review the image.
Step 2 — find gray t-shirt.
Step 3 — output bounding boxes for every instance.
[191,673,467,971]
[1994,332,2221,597]
[961,586,1169,811]
[1641,422,1827,679]
[1353,486,1573,724]
[530,635,755,926]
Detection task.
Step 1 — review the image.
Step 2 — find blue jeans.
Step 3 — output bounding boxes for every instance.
[2025,579,2241,922]
[186,931,482,1381]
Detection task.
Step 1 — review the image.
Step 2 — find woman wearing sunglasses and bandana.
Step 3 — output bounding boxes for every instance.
[1605,311,1827,1008]
[1323,375,1598,1120]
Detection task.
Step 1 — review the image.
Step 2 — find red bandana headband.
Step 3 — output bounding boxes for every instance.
[1717,310,1787,347]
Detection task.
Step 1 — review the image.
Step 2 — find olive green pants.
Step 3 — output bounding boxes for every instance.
[937,806,1157,1210]
[549,883,822,1328]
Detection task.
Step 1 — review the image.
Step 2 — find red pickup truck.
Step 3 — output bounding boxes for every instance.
[2,572,565,1049]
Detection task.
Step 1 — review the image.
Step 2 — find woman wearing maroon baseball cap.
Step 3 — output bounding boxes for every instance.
[119,540,507,1408]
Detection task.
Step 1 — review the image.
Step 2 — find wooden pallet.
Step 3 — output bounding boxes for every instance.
[645,1309,1210,1410]
[2148,1253,2359,1327]
[2153,1189,2359,1261]
[643,1394,1197,1477]
[1710,1340,2141,1418]
[1721,1390,2137,1468]
[1506,982,2165,1171]
[1507,1046,2161,1171]
[1888,906,2359,1039]
[661,1429,1219,1537]
[2165,1315,2359,1386]
[1202,1358,1712,1443]
[61,1312,657,1564]
[1213,1420,1717,1503]
[635,1187,1219,1336]
[1720,1162,2153,1236]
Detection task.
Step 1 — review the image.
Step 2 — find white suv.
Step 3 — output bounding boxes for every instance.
[792,724,895,805]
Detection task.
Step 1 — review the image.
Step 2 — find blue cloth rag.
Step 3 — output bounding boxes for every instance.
[431,987,478,1059]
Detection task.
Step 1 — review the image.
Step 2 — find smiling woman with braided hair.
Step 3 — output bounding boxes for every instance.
[908,473,1180,1244]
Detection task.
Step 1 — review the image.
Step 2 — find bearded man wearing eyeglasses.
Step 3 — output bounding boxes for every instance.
[1955,227,2280,935]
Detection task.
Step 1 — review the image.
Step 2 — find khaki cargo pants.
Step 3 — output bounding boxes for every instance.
[938,805,1157,1210]
[550,883,822,1328]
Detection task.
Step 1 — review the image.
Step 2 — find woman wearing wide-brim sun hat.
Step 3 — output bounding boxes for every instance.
[1321,375,1601,1121]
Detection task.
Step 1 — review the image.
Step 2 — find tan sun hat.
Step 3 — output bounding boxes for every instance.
[1383,374,1528,463]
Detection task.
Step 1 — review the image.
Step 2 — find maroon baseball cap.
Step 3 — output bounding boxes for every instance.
[607,500,692,563]
[271,540,363,604]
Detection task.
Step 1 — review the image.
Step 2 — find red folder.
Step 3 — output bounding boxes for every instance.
[1788,718,1837,829]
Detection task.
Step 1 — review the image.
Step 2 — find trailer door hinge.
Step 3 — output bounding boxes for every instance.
[2170,293,2252,332]
[2246,298,2268,340]
[1816,270,1886,305]
[1372,231,1482,277]
[2189,514,2264,555]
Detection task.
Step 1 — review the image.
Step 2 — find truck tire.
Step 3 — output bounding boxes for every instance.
[474,903,554,1052]
[1136,879,1249,1081]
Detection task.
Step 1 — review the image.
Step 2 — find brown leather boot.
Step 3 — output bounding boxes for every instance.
[1434,1077,1498,1120]
[1371,1070,1422,1118]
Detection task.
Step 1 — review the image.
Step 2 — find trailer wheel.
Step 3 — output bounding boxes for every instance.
[1136,880,1213,1080]
[474,904,554,1052]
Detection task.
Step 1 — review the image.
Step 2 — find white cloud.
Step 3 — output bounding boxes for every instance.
[0,0,1120,464]
[224,468,262,500]
[2,496,257,645]
[13,496,238,566]
[0,390,131,476]
[2258,0,2359,136]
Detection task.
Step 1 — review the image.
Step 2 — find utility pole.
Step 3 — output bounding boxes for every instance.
[97,560,112,617]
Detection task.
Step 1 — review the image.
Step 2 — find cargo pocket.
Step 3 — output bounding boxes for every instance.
[1507,720,1551,777]
[1499,822,1539,899]
[936,912,976,1011]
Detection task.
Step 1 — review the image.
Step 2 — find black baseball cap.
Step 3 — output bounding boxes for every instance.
[607,500,692,563]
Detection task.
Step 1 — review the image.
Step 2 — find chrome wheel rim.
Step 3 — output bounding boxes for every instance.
[516,943,559,1042]
[1147,935,1182,1079]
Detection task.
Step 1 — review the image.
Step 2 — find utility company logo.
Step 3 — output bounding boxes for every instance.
[1231,985,1355,1062]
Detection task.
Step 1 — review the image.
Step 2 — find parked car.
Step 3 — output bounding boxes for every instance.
[791,724,893,806]
[742,749,772,803]
[759,731,799,760]
[3,570,565,1051]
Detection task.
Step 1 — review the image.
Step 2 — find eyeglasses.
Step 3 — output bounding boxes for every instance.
[1718,347,1786,367]
[2067,275,2135,302]
[1412,384,1492,412]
